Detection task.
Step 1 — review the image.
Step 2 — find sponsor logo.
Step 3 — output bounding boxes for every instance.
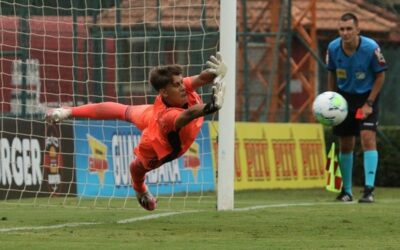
[0,137,42,186]
[336,69,347,79]
[183,142,201,182]
[111,134,137,187]
[111,133,182,187]
[43,124,63,192]
[362,122,376,127]
[146,160,181,184]
[355,71,366,80]
[374,47,386,66]
[87,134,108,187]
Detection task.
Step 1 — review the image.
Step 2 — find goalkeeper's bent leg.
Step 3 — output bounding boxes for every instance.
[130,159,157,211]
[129,159,149,193]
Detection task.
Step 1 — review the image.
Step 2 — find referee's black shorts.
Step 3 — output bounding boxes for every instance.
[333,90,379,137]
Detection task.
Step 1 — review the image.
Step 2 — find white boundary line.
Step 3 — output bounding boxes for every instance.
[0,222,100,233]
[233,201,355,211]
[1,199,399,233]
[0,211,193,233]
[116,211,192,224]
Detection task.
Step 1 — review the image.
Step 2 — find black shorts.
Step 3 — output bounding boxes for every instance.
[333,90,379,137]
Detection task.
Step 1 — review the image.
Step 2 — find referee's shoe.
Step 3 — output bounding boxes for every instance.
[336,190,353,202]
[359,186,374,203]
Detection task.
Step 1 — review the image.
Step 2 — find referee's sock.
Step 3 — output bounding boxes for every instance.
[339,152,353,195]
[364,150,378,188]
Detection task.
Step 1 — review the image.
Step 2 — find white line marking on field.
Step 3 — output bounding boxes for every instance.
[0,222,99,233]
[0,211,195,233]
[117,211,190,224]
[1,199,399,233]
[234,201,355,211]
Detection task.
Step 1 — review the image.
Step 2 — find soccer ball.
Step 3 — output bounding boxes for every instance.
[312,91,348,126]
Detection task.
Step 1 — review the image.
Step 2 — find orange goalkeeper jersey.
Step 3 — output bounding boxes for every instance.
[132,77,204,169]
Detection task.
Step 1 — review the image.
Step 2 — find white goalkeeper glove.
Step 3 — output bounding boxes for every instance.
[212,76,226,110]
[206,52,227,79]
[203,76,226,114]
[45,107,71,124]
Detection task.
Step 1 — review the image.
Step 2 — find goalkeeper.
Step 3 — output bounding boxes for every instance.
[45,53,227,211]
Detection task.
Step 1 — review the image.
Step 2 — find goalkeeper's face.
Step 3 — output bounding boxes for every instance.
[161,74,188,107]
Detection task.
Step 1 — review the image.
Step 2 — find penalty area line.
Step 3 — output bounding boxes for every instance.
[3,199,399,232]
[234,198,400,212]
[234,201,357,212]
[116,211,197,224]
[0,222,100,233]
[0,211,194,233]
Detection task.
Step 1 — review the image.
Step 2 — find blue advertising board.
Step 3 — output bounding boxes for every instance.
[74,120,215,197]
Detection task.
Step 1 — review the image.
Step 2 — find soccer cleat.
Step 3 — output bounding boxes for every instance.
[336,190,353,202]
[358,186,375,203]
[45,108,71,124]
[136,191,157,211]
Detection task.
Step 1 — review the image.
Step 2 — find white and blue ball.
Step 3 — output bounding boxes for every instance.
[312,91,348,126]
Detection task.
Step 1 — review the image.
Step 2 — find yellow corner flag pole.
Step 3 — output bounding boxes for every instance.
[325,142,343,193]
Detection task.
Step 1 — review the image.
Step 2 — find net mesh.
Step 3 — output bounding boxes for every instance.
[0,0,220,210]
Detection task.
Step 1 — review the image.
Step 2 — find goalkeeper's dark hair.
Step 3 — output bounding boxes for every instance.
[149,65,183,91]
[340,12,358,26]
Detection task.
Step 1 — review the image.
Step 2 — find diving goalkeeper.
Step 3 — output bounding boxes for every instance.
[45,53,227,211]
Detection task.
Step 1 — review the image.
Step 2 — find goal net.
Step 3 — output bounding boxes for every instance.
[0,0,221,210]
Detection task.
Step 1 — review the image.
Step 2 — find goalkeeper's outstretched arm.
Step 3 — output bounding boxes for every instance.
[175,78,226,131]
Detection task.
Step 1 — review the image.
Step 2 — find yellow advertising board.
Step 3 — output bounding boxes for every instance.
[209,122,326,190]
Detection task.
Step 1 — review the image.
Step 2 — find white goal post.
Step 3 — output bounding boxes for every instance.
[218,0,236,211]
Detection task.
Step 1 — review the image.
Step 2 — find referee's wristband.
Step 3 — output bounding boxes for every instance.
[366,99,374,107]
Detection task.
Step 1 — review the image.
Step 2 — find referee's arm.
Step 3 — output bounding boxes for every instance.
[367,71,385,104]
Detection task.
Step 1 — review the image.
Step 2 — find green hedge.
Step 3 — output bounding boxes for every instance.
[324,126,400,187]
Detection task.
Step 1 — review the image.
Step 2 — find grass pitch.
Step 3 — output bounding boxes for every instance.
[0,187,399,249]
